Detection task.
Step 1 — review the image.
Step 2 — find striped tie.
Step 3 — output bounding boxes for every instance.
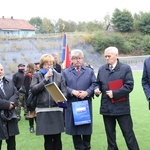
[0,79,5,95]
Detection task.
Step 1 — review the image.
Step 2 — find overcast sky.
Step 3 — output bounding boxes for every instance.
[1,0,149,22]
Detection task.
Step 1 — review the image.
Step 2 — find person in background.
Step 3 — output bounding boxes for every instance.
[0,63,19,150]
[34,62,40,72]
[94,46,139,150]
[84,62,93,70]
[12,63,27,120]
[30,54,67,150]
[61,49,96,150]
[51,53,65,125]
[51,53,61,73]
[141,56,150,109]
[24,63,36,133]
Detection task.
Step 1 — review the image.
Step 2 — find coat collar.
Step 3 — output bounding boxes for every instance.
[69,64,87,72]
[0,76,9,98]
[1,76,9,84]
[105,59,121,72]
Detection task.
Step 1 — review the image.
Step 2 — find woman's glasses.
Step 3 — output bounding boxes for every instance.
[44,64,53,67]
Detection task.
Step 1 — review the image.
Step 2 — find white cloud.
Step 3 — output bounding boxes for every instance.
[0,0,150,22]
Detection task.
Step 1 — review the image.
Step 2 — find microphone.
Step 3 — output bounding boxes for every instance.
[49,68,54,82]
[49,76,52,83]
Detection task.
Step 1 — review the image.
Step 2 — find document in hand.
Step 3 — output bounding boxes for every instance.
[45,82,67,103]
[108,79,126,103]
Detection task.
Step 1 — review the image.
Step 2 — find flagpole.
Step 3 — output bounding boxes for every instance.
[61,23,66,69]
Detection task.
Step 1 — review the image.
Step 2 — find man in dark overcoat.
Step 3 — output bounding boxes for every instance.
[62,49,96,150]
[0,64,19,150]
[94,46,139,150]
[142,57,150,108]
[51,53,62,73]
[12,63,26,120]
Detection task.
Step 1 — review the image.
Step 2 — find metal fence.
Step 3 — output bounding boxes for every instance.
[119,55,150,71]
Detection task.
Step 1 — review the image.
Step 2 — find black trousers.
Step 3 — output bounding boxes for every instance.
[72,135,91,150]
[0,136,16,150]
[103,114,139,150]
[44,133,62,150]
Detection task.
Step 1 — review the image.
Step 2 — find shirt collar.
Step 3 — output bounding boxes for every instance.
[110,61,117,69]
[0,76,4,80]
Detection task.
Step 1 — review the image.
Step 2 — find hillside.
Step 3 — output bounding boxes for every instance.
[0,36,103,78]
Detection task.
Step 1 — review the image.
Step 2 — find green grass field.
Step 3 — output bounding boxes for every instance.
[2,71,150,150]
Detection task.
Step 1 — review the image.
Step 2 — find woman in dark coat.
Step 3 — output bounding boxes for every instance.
[30,54,67,150]
[0,64,19,150]
[61,49,96,150]
[24,63,36,133]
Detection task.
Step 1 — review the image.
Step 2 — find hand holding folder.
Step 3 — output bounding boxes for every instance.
[108,79,126,103]
[45,82,67,103]
[58,101,68,108]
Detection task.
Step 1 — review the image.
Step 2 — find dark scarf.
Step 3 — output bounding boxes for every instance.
[18,69,24,73]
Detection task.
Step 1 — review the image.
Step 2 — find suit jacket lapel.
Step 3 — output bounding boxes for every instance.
[0,88,5,98]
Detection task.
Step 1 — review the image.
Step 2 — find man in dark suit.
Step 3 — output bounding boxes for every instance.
[0,63,19,150]
[34,62,40,72]
[51,53,61,73]
[94,46,139,150]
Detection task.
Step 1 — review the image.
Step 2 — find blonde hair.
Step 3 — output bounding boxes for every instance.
[40,54,54,68]
[71,49,84,59]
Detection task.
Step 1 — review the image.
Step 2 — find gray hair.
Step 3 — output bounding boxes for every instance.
[51,52,59,58]
[105,47,118,55]
[71,49,84,59]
